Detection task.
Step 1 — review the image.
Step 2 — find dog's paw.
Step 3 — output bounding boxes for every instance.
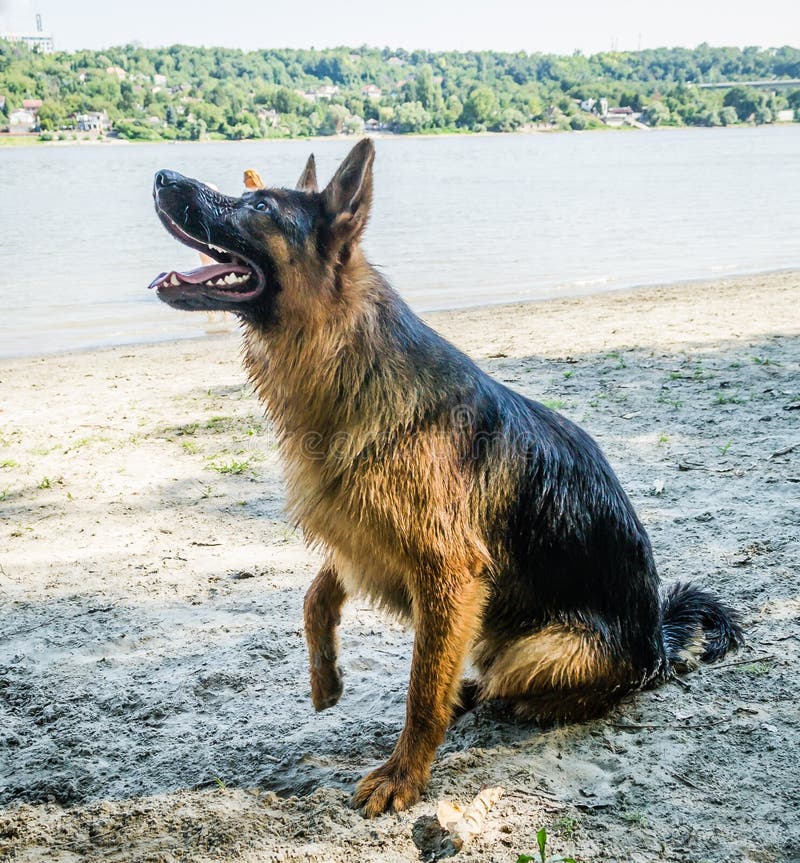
[351,761,426,817]
[310,658,343,711]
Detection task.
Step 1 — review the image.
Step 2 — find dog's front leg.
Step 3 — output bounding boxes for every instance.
[304,559,347,710]
[351,571,484,817]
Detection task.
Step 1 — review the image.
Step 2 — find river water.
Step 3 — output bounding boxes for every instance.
[1,125,799,357]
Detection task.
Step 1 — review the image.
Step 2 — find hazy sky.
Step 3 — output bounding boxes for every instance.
[1,0,798,55]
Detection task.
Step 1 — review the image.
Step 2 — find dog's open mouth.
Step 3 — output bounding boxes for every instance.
[150,208,265,305]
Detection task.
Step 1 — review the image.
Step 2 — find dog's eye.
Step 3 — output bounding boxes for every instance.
[254,201,268,212]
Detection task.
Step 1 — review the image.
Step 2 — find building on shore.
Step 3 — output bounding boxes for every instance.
[9,108,38,132]
[303,85,340,102]
[73,112,112,132]
[7,99,42,132]
[0,31,55,53]
[361,84,382,101]
[604,106,639,126]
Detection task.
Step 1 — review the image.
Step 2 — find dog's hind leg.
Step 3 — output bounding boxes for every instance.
[476,623,631,723]
[304,558,347,711]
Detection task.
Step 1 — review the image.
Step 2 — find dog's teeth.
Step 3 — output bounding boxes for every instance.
[170,274,180,287]
[209,245,225,254]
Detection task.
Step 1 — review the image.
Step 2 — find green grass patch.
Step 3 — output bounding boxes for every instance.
[0,135,45,147]
[554,815,580,841]
[205,415,232,431]
[739,662,771,676]
[207,459,251,475]
[620,811,648,826]
[172,421,200,436]
[657,392,684,409]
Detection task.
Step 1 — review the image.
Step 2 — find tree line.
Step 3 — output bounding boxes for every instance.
[1,41,798,140]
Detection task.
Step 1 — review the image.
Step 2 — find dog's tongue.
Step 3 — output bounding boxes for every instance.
[148,263,251,290]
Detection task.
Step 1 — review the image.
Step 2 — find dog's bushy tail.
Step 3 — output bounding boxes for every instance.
[661,582,744,671]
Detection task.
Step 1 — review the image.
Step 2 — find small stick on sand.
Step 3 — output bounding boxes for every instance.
[769,442,800,459]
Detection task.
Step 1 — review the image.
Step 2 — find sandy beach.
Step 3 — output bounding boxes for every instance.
[1,271,798,862]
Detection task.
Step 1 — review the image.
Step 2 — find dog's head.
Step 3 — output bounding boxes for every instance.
[150,138,375,326]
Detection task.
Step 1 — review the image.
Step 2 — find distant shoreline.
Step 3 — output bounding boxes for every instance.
[0,127,574,148]
[3,122,798,148]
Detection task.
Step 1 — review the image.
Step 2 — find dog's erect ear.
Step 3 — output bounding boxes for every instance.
[296,154,318,193]
[322,138,375,246]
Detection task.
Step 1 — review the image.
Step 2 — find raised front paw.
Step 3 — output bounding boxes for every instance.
[351,760,428,817]
[309,655,343,711]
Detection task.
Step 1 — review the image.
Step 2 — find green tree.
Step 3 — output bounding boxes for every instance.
[569,112,587,130]
[723,86,760,122]
[754,105,773,124]
[343,113,364,134]
[318,103,348,135]
[643,101,670,126]
[495,107,526,131]
[36,100,66,130]
[460,85,498,128]
[393,100,431,132]
[442,94,461,126]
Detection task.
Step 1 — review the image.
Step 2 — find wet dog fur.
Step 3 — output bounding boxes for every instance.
[151,139,743,817]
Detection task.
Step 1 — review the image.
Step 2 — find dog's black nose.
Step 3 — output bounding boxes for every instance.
[154,169,183,189]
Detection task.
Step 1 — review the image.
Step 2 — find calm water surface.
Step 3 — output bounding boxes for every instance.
[1,126,799,357]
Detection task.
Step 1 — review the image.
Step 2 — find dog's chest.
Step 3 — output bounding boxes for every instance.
[333,550,413,620]
[278,448,411,610]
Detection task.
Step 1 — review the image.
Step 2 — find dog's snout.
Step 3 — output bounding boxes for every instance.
[154,169,183,191]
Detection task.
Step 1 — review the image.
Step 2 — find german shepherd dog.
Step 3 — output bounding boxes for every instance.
[150,139,742,817]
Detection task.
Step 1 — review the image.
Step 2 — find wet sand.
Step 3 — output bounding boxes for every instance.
[1,271,798,862]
